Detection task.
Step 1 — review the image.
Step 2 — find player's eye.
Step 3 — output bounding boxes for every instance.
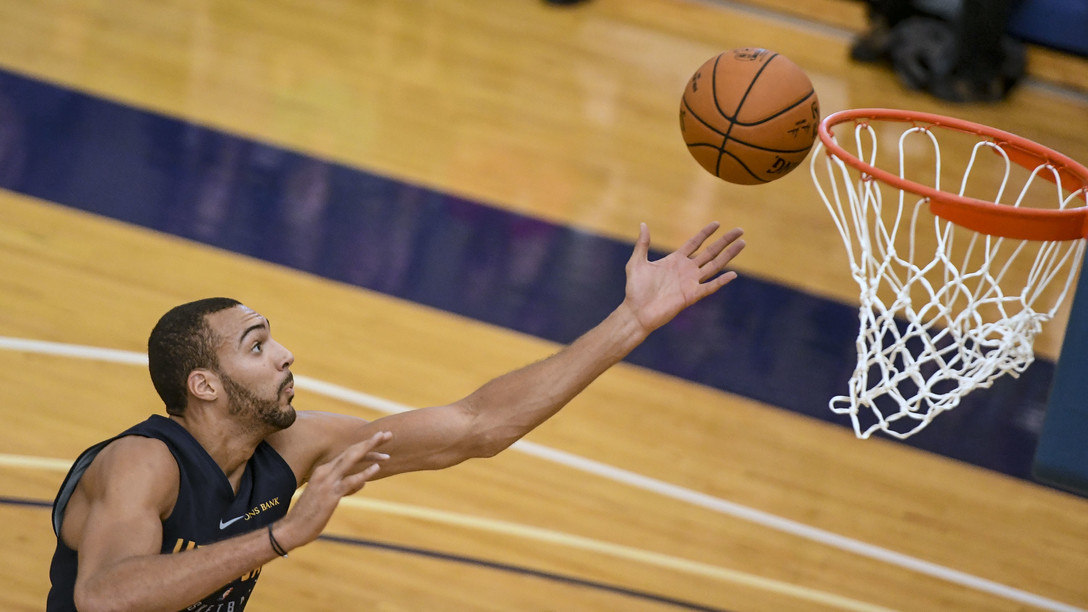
[251,342,262,353]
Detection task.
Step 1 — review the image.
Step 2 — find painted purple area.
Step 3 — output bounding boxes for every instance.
[0,68,1057,482]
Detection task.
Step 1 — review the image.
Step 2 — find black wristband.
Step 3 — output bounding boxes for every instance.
[268,524,289,558]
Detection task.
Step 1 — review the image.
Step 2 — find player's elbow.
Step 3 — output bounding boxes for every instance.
[452,400,528,461]
[74,582,144,612]
[471,424,526,459]
[434,431,507,467]
[471,436,506,460]
[73,588,109,612]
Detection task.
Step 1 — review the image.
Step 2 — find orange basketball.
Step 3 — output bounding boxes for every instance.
[679,48,820,185]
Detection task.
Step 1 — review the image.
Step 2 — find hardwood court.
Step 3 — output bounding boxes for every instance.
[1,0,1087,610]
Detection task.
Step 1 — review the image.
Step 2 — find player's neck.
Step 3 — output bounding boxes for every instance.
[170,409,269,492]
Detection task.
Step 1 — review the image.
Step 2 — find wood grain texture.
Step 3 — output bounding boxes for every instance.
[1,1,1087,610]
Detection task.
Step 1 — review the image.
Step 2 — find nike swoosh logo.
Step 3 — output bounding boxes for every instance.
[219,515,245,530]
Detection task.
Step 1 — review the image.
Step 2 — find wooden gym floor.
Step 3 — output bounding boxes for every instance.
[1,0,1087,610]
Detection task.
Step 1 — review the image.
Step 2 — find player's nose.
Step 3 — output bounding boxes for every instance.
[272,339,294,369]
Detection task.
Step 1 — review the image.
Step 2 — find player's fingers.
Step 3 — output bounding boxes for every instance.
[700,231,746,274]
[693,227,744,267]
[627,222,651,266]
[678,221,721,258]
[700,269,740,296]
[340,463,382,497]
[698,244,745,285]
[327,432,392,476]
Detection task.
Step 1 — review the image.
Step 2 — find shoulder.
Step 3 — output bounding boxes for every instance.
[93,435,176,469]
[60,435,180,549]
[82,436,179,513]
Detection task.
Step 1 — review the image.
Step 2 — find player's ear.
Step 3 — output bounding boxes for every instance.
[188,369,220,402]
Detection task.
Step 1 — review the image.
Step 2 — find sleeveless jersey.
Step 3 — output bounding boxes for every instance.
[46,414,297,611]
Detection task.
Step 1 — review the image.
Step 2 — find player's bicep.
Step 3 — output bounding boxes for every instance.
[364,403,485,476]
[71,437,178,590]
[283,405,480,481]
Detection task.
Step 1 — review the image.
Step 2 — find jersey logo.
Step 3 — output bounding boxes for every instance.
[218,496,284,530]
[219,515,246,530]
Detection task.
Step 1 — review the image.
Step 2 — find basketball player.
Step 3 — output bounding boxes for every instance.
[47,222,746,612]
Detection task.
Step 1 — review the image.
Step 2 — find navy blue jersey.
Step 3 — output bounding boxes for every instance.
[47,414,297,611]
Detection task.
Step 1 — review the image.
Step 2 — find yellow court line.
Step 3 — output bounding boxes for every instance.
[2,452,889,611]
[1,340,1082,612]
[0,454,73,472]
[333,494,897,612]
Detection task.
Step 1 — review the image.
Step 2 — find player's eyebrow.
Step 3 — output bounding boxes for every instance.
[238,317,270,347]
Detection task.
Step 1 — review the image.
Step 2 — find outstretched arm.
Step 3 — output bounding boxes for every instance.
[285,222,745,479]
[448,222,746,457]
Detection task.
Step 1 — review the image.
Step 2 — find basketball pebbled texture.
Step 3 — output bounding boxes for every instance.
[679,48,820,185]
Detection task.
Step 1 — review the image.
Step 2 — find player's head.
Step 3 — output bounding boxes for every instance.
[148,297,241,416]
[201,303,297,430]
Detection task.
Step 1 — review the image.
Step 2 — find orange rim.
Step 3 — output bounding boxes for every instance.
[817,108,1088,241]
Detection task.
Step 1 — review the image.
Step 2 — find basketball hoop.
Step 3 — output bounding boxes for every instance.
[810,108,1088,439]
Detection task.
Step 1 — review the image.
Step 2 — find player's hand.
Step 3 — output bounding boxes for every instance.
[623,222,745,333]
[274,431,392,551]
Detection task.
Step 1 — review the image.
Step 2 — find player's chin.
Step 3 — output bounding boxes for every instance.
[274,405,298,429]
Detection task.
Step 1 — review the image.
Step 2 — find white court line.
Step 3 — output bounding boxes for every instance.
[0,336,1082,612]
[332,495,894,612]
[0,453,888,612]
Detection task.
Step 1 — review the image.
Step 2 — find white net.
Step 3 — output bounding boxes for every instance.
[811,114,1087,439]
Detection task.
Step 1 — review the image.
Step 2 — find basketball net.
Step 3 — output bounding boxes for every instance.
[810,109,1088,439]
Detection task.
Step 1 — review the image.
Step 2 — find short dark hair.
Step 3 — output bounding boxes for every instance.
[148,297,241,416]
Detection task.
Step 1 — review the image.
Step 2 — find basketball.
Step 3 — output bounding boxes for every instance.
[679,48,820,185]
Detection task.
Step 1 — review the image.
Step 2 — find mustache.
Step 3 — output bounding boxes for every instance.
[279,372,294,393]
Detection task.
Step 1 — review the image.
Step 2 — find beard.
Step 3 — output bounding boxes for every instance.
[219,370,296,430]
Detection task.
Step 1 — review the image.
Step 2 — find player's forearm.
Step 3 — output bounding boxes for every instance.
[74,525,284,612]
[462,302,648,455]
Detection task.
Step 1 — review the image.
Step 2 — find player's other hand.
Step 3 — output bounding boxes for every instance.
[275,431,392,551]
